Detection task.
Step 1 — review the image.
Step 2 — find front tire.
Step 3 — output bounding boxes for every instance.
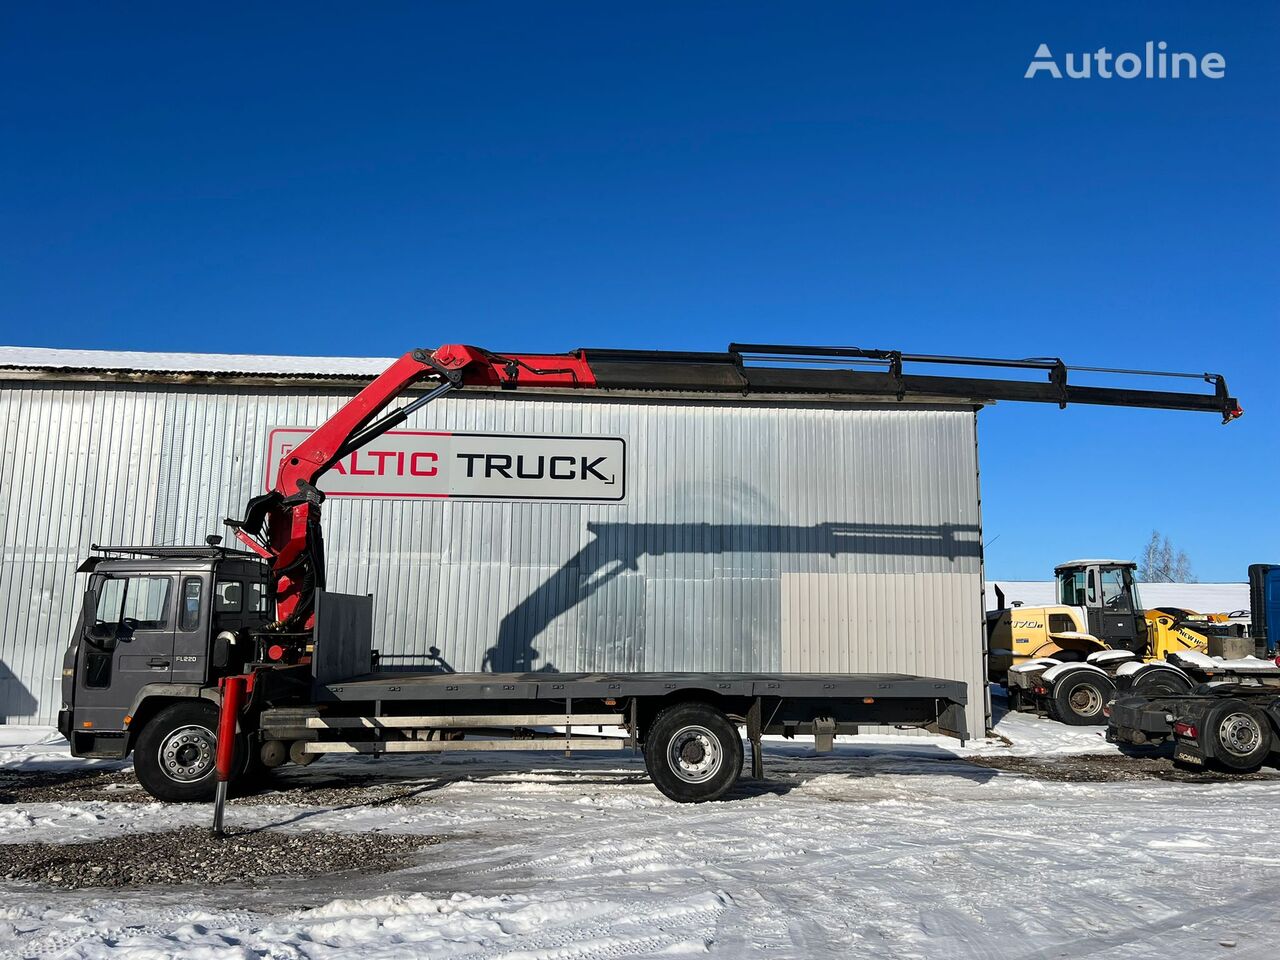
[1049,672,1116,726]
[643,703,743,803]
[134,701,225,802]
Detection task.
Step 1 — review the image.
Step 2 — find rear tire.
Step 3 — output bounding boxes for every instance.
[643,703,743,803]
[1131,669,1194,697]
[1049,672,1116,726]
[1201,700,1271,773]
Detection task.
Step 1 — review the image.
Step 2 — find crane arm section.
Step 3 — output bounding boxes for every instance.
[227,345,594,628]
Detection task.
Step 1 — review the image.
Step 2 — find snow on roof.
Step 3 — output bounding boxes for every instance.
[0,345,394,380]
[988,580,1251,615]
[1054,559,1133,569]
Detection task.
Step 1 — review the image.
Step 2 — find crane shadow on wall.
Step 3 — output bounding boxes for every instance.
[475,520,982,673]
[0,659,38,723]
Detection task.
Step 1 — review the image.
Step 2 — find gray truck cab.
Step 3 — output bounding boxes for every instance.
[58,545,272,758]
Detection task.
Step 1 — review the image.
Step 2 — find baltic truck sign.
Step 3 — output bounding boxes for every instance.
[266,429,626,501]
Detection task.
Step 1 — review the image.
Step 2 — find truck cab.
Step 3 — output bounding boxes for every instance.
[58,545,272,758]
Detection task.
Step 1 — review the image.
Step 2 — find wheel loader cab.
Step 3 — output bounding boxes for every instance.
[1053,560,1148,654]
[58,546,272,757]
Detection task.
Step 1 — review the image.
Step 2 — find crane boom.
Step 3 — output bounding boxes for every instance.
[226,341,1240,631]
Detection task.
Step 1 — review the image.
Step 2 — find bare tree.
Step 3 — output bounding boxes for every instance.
[1137,530,1195,583]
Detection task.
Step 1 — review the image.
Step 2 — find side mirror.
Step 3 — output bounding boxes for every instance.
[86,622,118,647]
[83,588,117,647]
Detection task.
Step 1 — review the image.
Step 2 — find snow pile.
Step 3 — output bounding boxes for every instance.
[1167,651,1280,674]
[0,345,392,379]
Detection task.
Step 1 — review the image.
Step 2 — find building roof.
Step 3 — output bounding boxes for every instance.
[1054,558,1134,569]
[988,580,1251,616]
[0,345,392,383]
[0,344,981,405]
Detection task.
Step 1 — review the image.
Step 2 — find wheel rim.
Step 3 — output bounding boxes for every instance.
[1068,683,1103,717]
[1218,713,1263,757]
[666,724,723,783]
[158,724,216,782]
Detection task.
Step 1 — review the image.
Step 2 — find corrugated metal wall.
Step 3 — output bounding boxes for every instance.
[0,378,987,734]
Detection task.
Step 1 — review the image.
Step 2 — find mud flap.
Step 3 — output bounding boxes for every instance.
[927,701,969,743]
[1172,734,1206,767]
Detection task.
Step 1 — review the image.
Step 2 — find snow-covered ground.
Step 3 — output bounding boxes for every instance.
[3,710,1279,959]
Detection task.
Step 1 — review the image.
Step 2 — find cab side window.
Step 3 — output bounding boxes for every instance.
[179,578,203,632]
[95,576,173,632]
[246,581,270,619]
[1058,570,1087,606]
[215,581,243,613]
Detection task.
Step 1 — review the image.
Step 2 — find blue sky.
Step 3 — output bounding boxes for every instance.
[1,2,1275,580]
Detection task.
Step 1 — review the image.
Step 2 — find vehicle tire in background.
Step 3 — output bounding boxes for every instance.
[1049,671,1116,726]
[643,702,743,802]
[1130,668,1194,697]
[1200,700,1272,773]
[134,700,227,802]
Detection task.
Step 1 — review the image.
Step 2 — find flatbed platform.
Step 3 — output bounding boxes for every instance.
[316,671,969,705]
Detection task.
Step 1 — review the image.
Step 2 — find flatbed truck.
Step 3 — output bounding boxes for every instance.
[60,546,970,802]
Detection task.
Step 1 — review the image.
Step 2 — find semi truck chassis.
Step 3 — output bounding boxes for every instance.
[1108,682,1280,773]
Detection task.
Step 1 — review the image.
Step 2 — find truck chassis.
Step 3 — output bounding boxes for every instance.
[1108,681,1280,774]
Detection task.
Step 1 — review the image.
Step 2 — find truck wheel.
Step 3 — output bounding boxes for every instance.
[1201,701,1272,773]
[1049,672,1116,726]
[1131,669,1193,697]
[134,701,226,802]
[643,703,743,803]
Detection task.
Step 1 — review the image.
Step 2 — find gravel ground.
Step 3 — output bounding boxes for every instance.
[969,751,1280,782]
[0,766,463,806]
[2,826,439,889]
[0,768,139,804]
[6,747,1276,809]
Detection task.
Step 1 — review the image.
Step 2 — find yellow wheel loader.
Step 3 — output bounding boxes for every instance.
[987,560,1250,725]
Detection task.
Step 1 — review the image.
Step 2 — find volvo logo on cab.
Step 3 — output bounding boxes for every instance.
[266,429,626,502]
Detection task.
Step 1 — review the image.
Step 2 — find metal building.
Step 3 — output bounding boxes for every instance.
[0,347,989,735]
